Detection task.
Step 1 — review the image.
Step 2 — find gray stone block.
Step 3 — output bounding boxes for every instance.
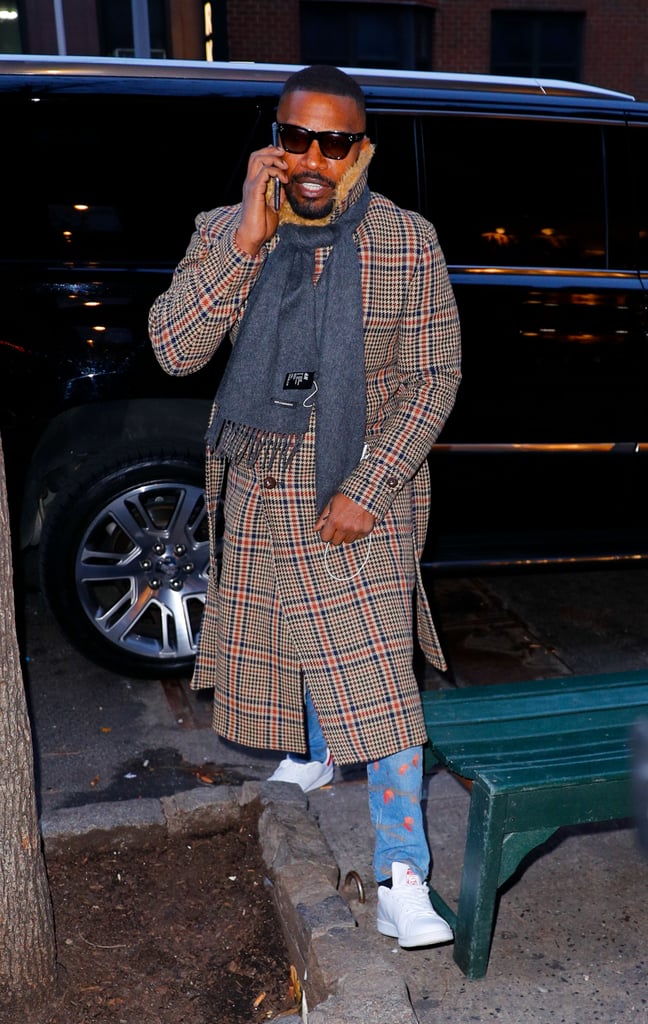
[300,926,417,1023]
[307,987,418,1024]
[255,778,310,808]
[41,797,166,856]
[160,784,240,836]
[258,800,339,886]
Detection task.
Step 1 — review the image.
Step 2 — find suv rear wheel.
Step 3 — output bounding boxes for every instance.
[39,448,212,678]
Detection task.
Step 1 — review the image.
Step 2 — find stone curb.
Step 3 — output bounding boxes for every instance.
[40,782,417,1023]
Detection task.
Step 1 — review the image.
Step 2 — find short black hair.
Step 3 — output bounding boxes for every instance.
[280,65,366,120]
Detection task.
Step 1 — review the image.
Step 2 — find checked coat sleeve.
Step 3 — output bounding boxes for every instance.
[148,204,265,376]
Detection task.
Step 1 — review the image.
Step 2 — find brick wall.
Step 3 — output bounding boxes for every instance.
[227,0,302,64]
[223,0,648,100]
[433,0,648,98]
[582,0,648,96]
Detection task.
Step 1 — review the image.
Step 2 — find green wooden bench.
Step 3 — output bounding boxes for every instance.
[421,669,648,979]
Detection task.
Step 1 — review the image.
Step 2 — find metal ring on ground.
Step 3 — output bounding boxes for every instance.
[343,870,366,904]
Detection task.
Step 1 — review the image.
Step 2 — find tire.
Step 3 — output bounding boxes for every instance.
[39,447,213,678]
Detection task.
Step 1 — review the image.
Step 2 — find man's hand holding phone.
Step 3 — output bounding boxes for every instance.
[235,129,286,257]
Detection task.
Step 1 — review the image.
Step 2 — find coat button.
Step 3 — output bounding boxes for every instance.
[387,476,399,489]
[264,475,278,489]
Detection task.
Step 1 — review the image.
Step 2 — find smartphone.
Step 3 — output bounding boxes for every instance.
[271,122,281,211]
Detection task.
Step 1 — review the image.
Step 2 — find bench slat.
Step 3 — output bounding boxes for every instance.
[423,668,648,706]
[441,743,629,776]
[432,726,631,759]
[427,725,637,775]
[423,679,648,725]
[434,746,631,787]
[475,752,631,792]
[427,709,642,744]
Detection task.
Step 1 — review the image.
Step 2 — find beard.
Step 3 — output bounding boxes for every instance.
[284,173,337,220]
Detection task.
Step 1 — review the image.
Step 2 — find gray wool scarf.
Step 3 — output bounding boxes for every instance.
[206,185,370,513]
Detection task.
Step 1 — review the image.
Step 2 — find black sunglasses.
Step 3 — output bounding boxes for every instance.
[274,121,365,160]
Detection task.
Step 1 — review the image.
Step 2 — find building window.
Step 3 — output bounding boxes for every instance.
[301,2,434,70]
[491,12,584,81]
[98,0,168,58]
[0,2,21,53]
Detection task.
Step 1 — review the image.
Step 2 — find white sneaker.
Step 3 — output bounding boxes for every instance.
[377,861,453,948]
[267,748,334,793]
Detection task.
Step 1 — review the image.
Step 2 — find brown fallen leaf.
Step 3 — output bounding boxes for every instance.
[289,964,302,1004]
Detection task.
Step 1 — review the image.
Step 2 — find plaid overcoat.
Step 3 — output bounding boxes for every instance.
[149,181,461,764]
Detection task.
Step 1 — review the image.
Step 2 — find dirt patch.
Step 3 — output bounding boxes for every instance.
[12,801,299,1024]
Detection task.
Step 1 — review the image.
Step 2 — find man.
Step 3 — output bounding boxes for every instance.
[149,64,461,949]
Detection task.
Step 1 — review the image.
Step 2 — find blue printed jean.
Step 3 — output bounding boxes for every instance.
[292,690,431,882]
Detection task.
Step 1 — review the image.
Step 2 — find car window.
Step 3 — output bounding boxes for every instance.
[366,112,420,213]
[420,115,606,269]
[11,90,270,264]
[626,121,648,273]
[605,123,640,270]
[2,91,35,261]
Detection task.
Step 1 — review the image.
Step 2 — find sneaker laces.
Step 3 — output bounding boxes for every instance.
[394,879,432,912]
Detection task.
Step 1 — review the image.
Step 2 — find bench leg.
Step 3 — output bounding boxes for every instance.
[453,779,507,979]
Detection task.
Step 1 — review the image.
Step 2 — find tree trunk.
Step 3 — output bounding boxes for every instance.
[0,434,57,1011]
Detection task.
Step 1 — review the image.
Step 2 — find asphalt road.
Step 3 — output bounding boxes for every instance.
[18,562,648,818]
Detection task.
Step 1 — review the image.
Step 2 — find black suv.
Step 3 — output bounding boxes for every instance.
[2,55,648,677]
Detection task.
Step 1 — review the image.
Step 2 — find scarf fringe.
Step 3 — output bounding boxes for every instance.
[210,419,303,472]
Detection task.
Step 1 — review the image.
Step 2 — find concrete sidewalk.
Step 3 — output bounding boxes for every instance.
[307,767,648,1024]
